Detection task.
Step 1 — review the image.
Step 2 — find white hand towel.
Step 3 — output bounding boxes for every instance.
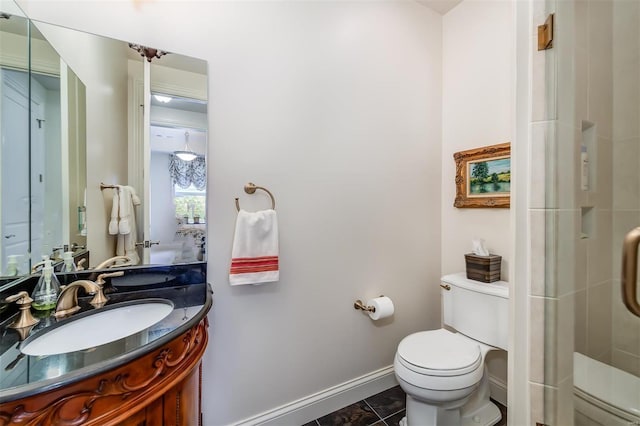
[114,185,140,264]
[108,187,121,235]
[117,234,140,265]
[118,186,140,235]
[118,186,131,235]
[229,209,279,285]
[128,185,141,207]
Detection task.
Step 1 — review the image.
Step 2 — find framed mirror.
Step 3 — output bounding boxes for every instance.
[0,1,208,284]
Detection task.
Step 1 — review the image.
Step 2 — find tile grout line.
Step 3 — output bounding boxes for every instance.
[362,399,384,425]
[381,408,406,422]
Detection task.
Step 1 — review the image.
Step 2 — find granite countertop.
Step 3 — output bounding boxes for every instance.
[0,263,211,403]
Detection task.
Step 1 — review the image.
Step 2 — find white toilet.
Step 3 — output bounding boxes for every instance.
[394,273,508,426]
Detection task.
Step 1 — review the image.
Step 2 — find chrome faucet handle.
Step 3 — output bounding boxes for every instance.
[5,291,40,329]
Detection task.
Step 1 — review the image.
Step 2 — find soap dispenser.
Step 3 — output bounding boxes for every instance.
[31,259,61,311]
[60,251,79,286]
[31,255,50,274]
[4,255,21,276]
[61,251,78,272]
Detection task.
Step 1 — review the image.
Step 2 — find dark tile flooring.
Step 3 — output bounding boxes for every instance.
[301,385,507,426]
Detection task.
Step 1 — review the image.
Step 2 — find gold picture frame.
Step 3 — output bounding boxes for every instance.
[454,142,511,208]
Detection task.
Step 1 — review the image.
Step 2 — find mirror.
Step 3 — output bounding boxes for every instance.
[0,7,30,278]
[0,9,75,277]
[149,107,207,265]
[0,1,208,283]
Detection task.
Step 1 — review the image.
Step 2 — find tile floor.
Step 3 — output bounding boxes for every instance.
[301,385,507,426]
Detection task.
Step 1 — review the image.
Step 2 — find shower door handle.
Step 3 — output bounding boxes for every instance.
[621,227,640,318]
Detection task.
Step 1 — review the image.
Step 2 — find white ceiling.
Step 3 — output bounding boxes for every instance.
[416,0,463,15]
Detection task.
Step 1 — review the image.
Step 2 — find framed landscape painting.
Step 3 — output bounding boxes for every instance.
[453,142,511,208]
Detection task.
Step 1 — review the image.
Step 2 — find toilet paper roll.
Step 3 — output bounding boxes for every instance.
[366,296,394,320]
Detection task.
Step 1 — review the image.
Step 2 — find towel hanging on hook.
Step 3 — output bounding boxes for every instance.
[235,182,276,211]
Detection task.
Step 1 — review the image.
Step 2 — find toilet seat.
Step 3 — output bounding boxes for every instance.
[397,329,482,376]
[394,329,485,392]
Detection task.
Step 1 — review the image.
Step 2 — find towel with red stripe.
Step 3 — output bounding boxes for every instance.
[229,209,279,285]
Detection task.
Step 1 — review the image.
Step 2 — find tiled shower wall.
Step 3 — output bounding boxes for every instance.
[529,0,640,424]
[569,0,615,367]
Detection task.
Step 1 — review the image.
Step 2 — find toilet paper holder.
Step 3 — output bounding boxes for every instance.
[354,296,384,313]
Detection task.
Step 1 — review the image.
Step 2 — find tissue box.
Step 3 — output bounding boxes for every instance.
[464,254,501,283]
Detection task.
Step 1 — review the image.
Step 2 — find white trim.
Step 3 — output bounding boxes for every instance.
[151,81,205,102]
[0,53,29,72]
[489,374,507,407]
[509,0,532,424]
[230,366,397,426]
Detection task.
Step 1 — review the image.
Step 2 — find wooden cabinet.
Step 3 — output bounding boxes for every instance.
[0,317,208,426]
[117,363,202,426]
[161,362,202,426]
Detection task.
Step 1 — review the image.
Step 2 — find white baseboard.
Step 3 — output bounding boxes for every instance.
[232,365,398,426]
[231,368,506,426]
[489,374,507,407]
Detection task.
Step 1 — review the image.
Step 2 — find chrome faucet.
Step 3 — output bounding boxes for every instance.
[93,255,134,270]
[53,280,102,318]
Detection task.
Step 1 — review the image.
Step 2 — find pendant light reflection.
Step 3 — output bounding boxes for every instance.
[174,131,198,162]
[154,94,172,103]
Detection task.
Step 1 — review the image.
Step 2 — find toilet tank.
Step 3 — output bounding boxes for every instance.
[441,272,509,350]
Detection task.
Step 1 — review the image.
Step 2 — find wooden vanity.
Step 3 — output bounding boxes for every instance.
[0,318,208,426]
[0,264,210,426]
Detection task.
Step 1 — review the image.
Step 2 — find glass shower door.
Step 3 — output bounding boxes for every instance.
[606,0,640,415]
[541,0,640,424]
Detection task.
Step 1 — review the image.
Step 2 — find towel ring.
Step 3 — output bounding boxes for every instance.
[235,182,276,211]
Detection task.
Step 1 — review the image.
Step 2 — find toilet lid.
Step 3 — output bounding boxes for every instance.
[397,329,481,375]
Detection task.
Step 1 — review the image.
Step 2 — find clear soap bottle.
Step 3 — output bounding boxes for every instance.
[31,259,61,311]
[60,251,79,286]
[4,255,21,276]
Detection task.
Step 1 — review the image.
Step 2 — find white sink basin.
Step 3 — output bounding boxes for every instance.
[21,300,174,356]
